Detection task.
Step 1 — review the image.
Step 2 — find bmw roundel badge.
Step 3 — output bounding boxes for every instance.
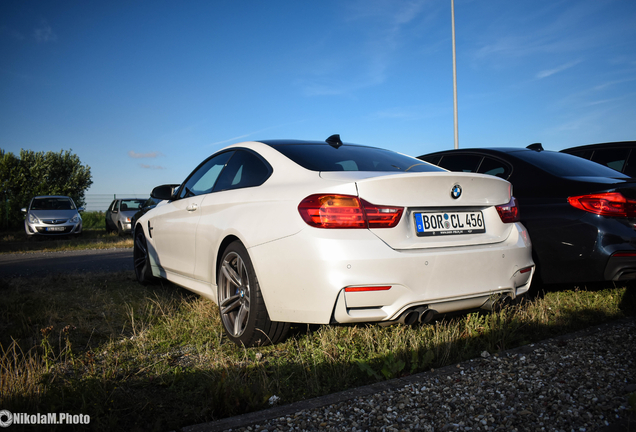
[451,184,462,199]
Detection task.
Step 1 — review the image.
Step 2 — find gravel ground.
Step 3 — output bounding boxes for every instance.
[185,318,636,432]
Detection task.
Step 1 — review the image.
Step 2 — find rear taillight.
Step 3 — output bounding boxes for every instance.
[496,197,520,223]
[298,194,403,229]
[568,192,636,217]
[361,199,403,228]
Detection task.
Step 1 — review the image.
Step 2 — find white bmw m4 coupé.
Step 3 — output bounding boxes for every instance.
[133,135,534,346]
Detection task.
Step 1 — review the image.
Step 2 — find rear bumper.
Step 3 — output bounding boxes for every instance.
[249,222,534,324]
[604,252,636,281]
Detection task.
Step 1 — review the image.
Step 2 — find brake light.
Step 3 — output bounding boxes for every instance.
[298,194,403,228]
[361,199,403,228]
[345,286,392,292]
[568,192,636,217]
[496,197,520,223]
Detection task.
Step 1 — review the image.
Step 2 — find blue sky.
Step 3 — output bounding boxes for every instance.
[1,0,635,197]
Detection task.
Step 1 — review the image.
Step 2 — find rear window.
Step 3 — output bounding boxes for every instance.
[515,150,629,178]
[269,144,444,173]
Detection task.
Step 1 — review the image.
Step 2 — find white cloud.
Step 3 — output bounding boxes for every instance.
[139,164,166,170]
[536,60,581,79]
[128,151,164,159]
[297,0,434,97]
[33,20,57,43]
[208,121,308,147]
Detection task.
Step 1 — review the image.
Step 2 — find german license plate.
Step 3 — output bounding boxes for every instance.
[46,226,65,232]
[414,211,485,236]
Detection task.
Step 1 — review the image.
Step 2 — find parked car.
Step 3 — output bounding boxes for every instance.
[105,198,147,235]
[561,141,636,177]
[130,197,162,236]
[21,195,84,236]
[133,135,534,347]
[419,144,636,287]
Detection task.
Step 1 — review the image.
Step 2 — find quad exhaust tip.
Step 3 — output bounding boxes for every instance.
[383,307,437,327]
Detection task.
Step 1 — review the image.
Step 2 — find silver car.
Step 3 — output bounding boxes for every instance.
[21,195,84,236]
[105,198,146,235]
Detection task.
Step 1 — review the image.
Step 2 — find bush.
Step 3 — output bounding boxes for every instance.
[81,211,106,229]
[0,148,92,230]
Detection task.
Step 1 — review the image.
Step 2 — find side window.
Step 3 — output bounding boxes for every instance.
[567,149,594,160]
[419,155,442,166]
[336,160,358,171]
[477,157,512,179]
[591,148,630,173]
[624,151,636,177]
[214,150,272,192]
[178,151,234,199]
[437,154,482,172]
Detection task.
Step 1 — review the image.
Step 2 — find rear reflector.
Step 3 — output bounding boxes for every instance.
[298,194,403,228]
[568,192,636,218]
[519,266,533,274]
[496,197,520,223]
[344,286,392,292]
[612,252,636,258]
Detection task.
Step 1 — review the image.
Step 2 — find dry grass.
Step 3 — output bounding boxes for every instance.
[0,272,634,431]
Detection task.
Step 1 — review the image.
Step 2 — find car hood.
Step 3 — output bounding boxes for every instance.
[29,209,78,220]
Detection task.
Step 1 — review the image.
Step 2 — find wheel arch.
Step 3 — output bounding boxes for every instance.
[215,235,241,283]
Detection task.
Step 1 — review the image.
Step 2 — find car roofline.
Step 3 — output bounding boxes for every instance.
[419,147,544,158]
[561,141,636,152]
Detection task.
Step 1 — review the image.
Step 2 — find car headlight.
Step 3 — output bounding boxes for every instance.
[28,213,39,224]
[70,214,80,223]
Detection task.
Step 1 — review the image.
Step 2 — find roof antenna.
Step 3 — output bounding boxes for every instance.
[526,143,544,152]
[326,134,343,149]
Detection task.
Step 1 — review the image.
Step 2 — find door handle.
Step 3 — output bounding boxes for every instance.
[186,203,198,212]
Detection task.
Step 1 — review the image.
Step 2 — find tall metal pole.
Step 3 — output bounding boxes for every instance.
[451,0,459,149]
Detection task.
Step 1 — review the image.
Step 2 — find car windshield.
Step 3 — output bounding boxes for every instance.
[514,150,630,178]
[120,200,146,211]
[269,143,444,173]
[31,197,75,211]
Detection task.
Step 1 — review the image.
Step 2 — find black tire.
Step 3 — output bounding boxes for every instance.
[217,241,290,347]
[105,218,114,234]
[133,228,156,285]
[117,222,124,236]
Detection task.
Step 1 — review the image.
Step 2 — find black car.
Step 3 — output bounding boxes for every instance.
[419,144,636,286]
[130,197,162,236]
[561,141,636,177]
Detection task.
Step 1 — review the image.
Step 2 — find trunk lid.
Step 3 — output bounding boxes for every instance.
[330,171,515,250]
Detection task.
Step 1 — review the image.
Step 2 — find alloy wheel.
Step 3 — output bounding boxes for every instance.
[219,251,250,337]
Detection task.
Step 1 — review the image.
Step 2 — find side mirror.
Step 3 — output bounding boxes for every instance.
[21,207,27,214]
[78,207,85,212]
[151,184,179,201]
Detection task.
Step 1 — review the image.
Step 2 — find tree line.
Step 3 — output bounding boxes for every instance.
[0,148,92,230]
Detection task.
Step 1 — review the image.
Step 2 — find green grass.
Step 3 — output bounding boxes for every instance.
[0,272,634,431]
